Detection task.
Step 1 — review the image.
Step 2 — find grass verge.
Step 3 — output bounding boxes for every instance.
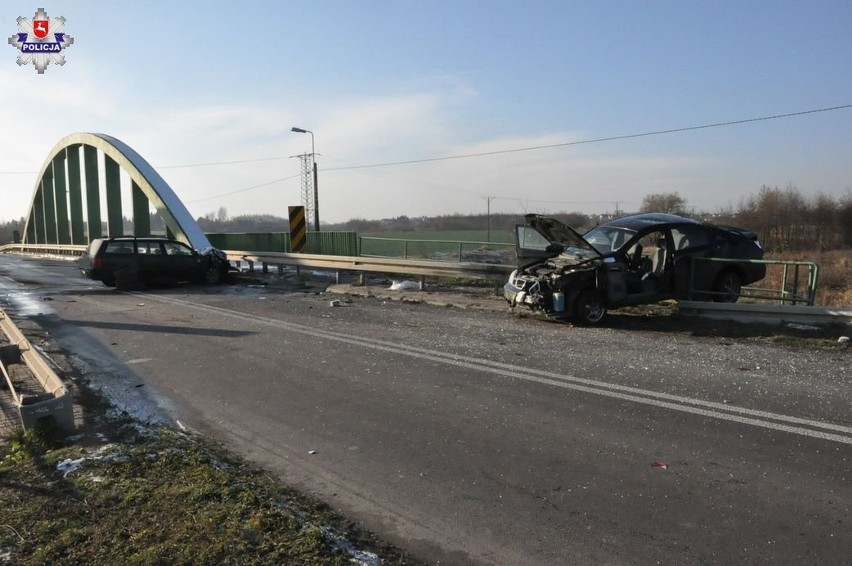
[0,417,419,565]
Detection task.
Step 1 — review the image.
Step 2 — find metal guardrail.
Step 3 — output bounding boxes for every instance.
[1,308,75,432]
[225,250,514,283]
[689,257,819,305]
[679,301,852,327]
[0,243,87,255]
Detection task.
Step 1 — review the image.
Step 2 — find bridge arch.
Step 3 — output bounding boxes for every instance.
[22,132,212,251]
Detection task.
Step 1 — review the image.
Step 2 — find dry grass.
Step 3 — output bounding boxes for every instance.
[763,249,852,307]
[0,423,420,565]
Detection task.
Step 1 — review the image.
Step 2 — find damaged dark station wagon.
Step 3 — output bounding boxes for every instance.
[79,237,230,289]
[504,213,765,324]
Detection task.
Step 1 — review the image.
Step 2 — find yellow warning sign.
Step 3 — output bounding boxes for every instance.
[289,206,306,252]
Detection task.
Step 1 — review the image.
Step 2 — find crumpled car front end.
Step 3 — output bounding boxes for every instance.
[504,269,544,309]
[504,257,600,316]
[505,214,604,316]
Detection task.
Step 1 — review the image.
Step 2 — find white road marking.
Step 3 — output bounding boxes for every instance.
[133,292,852,445]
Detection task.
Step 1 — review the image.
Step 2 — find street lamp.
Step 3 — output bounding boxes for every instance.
[291,127,320,232]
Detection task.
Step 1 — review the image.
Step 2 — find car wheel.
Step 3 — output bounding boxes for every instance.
[713,270,742,303]
[101,274,116,287]
[574,289,607,325]
[202,264,222,284]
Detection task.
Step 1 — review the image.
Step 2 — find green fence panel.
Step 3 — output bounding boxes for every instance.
[307,231,358,255]
[206,232,356,255]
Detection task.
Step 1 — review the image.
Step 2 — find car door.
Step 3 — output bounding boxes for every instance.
[670,225,715,298]
[514,225,564,262]
[162,241,201,281]
[620,228,673,298]
[135,240,169,280]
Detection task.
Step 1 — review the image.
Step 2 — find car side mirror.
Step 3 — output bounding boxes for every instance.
[545,243,564,254]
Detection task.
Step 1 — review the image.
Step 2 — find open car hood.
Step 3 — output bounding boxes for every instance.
[524,214,602,259]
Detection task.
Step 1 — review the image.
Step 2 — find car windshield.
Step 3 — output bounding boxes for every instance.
[583,226,637,254]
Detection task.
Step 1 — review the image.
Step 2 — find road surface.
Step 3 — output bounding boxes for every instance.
[1,254,849,564]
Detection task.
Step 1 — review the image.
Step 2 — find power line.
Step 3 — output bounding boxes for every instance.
[184,174,301,204]
[1,103,849,176]
[324,104,852,171]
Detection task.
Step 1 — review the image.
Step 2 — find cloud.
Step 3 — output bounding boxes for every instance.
[0,66,716,224]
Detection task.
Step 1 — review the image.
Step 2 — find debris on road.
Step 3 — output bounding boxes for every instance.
[389,280,420,291]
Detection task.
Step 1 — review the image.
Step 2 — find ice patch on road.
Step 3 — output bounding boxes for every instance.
[1,292,55,316]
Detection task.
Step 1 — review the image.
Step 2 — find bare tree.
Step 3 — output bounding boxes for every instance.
[640,192,687,215]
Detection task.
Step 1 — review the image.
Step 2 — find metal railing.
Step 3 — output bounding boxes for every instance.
[225,250,513,284]
[358,236,515,263]
[688,257,819,306]
[0,243,87,255]
[1,308,75,431]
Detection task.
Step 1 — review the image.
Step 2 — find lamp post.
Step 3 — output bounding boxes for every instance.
[291,126,320,232]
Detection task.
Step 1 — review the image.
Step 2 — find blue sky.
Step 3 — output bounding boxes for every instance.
[1,1,850,223]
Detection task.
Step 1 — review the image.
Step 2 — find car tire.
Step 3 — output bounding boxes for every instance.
[101,274,116,287]
[712,270,742,303]
[202,263,223,284]
[574,289,607,325]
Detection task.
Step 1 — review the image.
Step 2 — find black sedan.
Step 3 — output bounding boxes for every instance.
[504,213,765,324]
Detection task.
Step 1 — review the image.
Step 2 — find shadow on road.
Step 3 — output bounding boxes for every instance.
[59,319,256,338]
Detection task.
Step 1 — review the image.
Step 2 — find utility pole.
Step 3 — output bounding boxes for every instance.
[294,153,315,230]
[483,196,496,242]
[291,127,320,232]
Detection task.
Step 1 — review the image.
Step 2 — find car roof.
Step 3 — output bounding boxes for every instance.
[598,213,699,231]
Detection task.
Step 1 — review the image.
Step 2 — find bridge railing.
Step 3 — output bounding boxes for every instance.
[688,257,820,306]
[225,250,513,286]
[1,308,75,432]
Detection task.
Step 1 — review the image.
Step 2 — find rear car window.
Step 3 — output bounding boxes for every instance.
[103,241,135,255]
[671,226,710,250]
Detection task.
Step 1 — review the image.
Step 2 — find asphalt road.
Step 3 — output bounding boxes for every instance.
[1,254,850,565]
